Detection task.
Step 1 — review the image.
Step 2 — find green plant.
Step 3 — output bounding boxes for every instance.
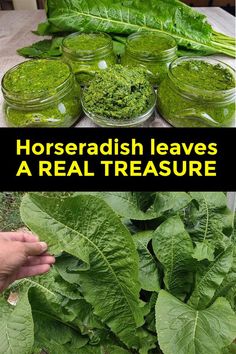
[35,0,235,57]
[17,38,63,59]
[0,192,236,354]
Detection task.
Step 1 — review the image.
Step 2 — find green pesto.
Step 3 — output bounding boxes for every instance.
[2,60,82,127]
[122,32,177,86]
[127,32,176,57]
[171,60,235,91]
[63,33,111,52]
[3,59,70,97]
[158,77,235,127]
[4,92,82,127]
[63,55,116,86]
[82,65,154,120]
[62,33,116,86]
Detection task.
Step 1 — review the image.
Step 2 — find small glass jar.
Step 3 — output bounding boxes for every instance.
[157,57,236,127]
[1,59,82,127]
[62,32,117,85]
[121,32,177,86]
[81,89,156,127]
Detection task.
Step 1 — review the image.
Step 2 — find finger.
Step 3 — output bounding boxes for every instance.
[26,255,55,266]
[23,242,48,256]
[0,231,39,243]
[15,264,51,279]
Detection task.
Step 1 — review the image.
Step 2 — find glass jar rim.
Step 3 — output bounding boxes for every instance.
[62,32,113,58]
[168,56,236,102]
[1,59,74,107]
[126,31,177,61]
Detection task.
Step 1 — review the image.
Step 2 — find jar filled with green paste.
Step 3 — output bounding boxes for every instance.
[81,65,156,127]
[1,59,82,127]
[157,57,236,127]
[62,32,117,85]
[122,32,177,86]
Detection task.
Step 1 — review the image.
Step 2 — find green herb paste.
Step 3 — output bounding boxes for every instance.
[158,60,235,127]
[2,59,82,127]
[4,92,82,127]
[62,33,116,85]
[127,32,176,57]
[171,60,235,91]
[3,60,70,97]
[63,33,111,52]
[122,32,177,86]
[82,65,154,120]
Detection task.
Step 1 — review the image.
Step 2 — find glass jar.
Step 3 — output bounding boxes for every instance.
[157,57,236,127]
[1,59,82,127]
[81,89,156,127]
[121,32,177,86]
[62,32,117,85]
[81,64,156,127]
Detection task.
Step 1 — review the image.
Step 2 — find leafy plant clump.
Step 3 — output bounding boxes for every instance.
[30,0,235,58]
[1,192,236,354]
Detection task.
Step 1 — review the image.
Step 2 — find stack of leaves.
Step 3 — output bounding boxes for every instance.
[18,0,235,59]
[1,192,236,354]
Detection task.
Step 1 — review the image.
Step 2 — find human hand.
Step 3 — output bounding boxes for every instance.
[0,231,55,292]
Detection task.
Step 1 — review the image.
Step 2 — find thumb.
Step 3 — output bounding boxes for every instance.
[23,242,48,256]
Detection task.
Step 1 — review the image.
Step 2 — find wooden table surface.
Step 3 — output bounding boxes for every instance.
[0,8,235,128]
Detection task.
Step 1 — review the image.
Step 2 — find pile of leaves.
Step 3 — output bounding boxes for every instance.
[18,0,235,59]
[1,192,236,354]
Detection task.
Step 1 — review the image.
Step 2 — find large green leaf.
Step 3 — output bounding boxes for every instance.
[33,311,88,354]
[212,245,236,305]
[222,343,236,354]
[156,290,236,354]
[32,268,105,334]
[74,192,157,220]
[150,192,192,218]
[19,277,77,323]
[191,241,215,262]
[28,271,128,352]
[152,215,194,298]
[37,0,235,56]
[15,278,89,353]
[21,193,144,348]
[144,293,158,334]
[17,38,63,59]
[132,231,160,292]
[185,192,233,261]
[23,276,123,353]
[225,286,236,313]
[78,192,191,221]
[188,245,233,310]
[136,328,157,354]
[0,292,34,354]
